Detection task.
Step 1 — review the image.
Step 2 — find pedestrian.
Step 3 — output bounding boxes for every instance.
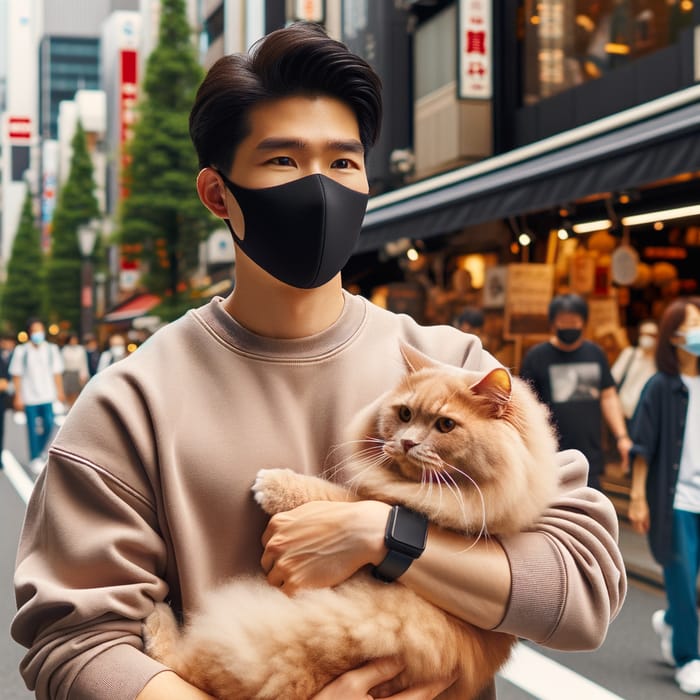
[453,306,485,338]
[519,293,632,488]
[0,335,11,468]
[611,319,658,427]
[8,319,64,474]
[60,333,89,408]
[96,333,127,372]
[82,334,101,377]
[12,23,625,700]
[628,297,700,695]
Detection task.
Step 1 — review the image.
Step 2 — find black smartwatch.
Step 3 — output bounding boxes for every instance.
[372,505,428,583]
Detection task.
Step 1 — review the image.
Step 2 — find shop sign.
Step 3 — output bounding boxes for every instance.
[504,263,554,337]
[458,0,492,99]
[119,49,138,200]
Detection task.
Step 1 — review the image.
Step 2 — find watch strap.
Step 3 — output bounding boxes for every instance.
[372,549,416,583]
[372,505,428,583]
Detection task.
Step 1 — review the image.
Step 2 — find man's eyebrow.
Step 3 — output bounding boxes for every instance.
[255,138,365,154]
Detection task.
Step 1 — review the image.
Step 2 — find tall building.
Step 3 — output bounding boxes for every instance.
[1,0,43,266]
[38,36,100,140]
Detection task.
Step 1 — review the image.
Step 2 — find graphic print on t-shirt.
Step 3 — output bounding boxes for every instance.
[549,362,601,403]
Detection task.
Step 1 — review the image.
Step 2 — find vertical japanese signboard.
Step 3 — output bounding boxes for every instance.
[119,49,138,200]
[458,0,492,99]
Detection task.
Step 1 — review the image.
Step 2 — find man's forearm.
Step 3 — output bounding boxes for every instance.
[136,670,216,700]
[401,526,510,629]
[601,388,627,439]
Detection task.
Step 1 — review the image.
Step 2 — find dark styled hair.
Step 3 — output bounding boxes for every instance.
[655,297,700,376]
[26,317,44,333]
[548,293,589,324]
[189,22,382,172]
[455,307,484,329]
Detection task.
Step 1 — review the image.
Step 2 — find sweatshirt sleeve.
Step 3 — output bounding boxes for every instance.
[493,449,627,649]
[12,448,170,699]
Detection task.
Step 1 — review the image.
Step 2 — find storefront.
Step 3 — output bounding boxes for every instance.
[346,85,700,368]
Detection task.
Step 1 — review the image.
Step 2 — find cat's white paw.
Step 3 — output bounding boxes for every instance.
[252,468,301,514]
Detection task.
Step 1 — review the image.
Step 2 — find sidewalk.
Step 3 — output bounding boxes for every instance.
[601,464,664,589]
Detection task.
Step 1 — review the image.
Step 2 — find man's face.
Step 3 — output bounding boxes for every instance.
[553,311,584,333]
[224,96,369,228]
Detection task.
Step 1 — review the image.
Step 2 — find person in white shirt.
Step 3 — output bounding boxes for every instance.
[61,333,89,408]
[97,334,128,373]
[611,319,658,423]
[9,319,65,471]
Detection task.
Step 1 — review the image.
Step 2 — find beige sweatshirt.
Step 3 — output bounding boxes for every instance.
[12,292,626,699]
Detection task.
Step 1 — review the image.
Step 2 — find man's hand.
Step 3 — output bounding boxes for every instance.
[261,499,390,594]
[311,658,457,700]
[628,497,650,534]
[617,435,633,474]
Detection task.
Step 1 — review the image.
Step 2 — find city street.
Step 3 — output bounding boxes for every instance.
[0,411,695,699]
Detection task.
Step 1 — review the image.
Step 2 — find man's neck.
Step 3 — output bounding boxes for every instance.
[550,336,584,352]
[223,277,345,339]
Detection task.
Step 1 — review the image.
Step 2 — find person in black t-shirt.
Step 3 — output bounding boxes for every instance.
[519,293,631,490]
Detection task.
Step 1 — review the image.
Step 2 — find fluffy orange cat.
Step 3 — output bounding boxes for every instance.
[144,344,559,699]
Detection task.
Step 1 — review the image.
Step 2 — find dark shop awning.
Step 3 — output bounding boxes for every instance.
[357,93,700,253]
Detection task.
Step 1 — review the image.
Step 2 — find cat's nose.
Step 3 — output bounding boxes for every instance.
[401,439,418,453]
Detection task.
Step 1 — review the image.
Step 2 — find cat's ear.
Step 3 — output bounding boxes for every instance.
[470,368,512,416]
[399,342,439,374]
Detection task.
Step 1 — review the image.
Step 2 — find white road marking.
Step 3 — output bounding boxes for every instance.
[2,449,34,505]
[499,642,627,699]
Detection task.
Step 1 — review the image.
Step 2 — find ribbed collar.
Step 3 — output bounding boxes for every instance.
[193,290,367,361]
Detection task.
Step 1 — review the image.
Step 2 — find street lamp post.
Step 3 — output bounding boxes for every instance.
[78,219,100,339]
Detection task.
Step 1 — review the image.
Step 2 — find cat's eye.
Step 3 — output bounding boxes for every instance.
[398,406,412,422]
[435,417,456,433]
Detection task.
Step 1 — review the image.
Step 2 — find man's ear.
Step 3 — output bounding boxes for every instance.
[196,168,230,218]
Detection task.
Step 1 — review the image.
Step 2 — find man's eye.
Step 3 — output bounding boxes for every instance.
[270,156,295,166]
[332,159,351,169]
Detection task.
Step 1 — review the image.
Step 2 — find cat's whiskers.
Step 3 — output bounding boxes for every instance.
[323,439,385,481]
[441,460,489,547]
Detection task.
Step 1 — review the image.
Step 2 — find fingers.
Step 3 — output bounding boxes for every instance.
[311,658,404,699]
[378,670,458,699]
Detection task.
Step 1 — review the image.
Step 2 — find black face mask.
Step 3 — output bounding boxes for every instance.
[219,172,369,289]
[556,328,583,345]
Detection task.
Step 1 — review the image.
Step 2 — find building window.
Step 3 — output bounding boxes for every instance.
[11,146,30,182]
[204,5,224,46]
[520,0,696,105]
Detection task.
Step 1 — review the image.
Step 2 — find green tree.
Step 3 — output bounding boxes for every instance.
[45,120,100,331]
[119,0,212,317]
[1,189,45,333]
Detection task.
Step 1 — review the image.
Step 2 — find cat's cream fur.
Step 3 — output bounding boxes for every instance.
[143,344,559,699]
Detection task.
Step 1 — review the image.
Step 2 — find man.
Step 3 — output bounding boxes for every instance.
[9,319,64,474]
[96,333,128,373]
[13,24,625,700]
[0,333,14,466]
[519,293,632,490]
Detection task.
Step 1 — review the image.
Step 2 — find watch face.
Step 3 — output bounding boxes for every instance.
[389,507,428,557]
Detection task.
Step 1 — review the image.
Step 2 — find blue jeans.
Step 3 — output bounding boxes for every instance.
[24,402,55,461]
[663,508,700,666]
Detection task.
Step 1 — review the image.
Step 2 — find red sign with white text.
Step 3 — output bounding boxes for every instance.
[459,0,492,99]
[120,49,138,199]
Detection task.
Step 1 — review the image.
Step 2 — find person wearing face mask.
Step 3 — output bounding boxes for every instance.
[96,333,128,373]
[611,319,658,427]
[519,293,631,490]
[628,297,700,695]
[8,318,65,474]
[11,24,625,700]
